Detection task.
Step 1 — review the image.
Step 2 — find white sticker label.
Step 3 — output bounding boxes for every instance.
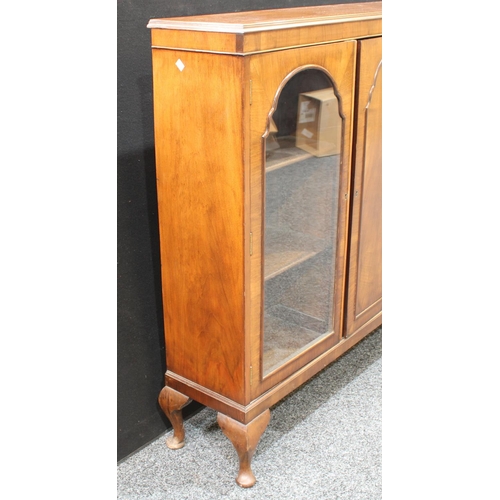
[175,59,185,72]
[298,101,316,123]
[301,128,314,139]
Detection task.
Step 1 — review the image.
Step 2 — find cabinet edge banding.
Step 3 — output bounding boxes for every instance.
[150,34,382,56]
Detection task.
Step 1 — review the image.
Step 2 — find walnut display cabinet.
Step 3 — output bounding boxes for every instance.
[147,2,382,488]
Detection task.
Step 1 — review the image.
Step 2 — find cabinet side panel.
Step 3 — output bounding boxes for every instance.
[346,37,382,336]
[152,49,245,403]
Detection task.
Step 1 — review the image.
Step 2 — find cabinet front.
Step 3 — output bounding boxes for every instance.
[345,37,382,338]
[248,41,356,397]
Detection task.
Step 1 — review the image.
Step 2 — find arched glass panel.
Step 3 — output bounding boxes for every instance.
[263,68,342,376]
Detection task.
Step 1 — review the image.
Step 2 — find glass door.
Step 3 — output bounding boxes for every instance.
[262,69,341,376]
[248,41,356,395]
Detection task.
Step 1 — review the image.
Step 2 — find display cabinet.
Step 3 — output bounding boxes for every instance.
[147,2,382,487]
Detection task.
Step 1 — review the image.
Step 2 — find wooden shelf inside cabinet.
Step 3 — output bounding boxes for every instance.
[266,136,313,173]
[263,310,329,375]
[264,227,328,281]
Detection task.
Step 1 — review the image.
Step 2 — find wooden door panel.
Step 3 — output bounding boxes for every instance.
[345,37,382,337]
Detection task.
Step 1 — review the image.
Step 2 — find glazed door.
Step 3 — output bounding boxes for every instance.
[248,41,356,397]
[345,37,382,337]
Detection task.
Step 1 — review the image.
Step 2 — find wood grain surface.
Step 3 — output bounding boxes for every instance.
[152,48,247,403]
[345,37,382,337]
[148,2,381,33]
[148,2,381,55]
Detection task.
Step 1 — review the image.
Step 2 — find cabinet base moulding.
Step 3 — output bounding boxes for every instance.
[164,318,381,425]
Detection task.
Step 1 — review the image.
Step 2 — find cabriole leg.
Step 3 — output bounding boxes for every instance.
[217,409,271,488]
[158,386,191,450]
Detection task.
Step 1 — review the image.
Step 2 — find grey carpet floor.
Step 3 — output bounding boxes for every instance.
[117,327,381,499]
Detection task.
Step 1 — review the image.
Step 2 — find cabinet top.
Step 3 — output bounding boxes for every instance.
[148,2,381,54]
[148,2,381,34]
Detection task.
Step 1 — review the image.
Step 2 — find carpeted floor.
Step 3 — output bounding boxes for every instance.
[117,327,381,499]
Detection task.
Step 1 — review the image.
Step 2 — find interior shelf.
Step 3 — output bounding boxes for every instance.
[265,136,313,173]
[262,310,330,375]
[264,226,327,281]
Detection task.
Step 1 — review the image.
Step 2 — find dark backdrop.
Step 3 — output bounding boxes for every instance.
[117,0,372,462]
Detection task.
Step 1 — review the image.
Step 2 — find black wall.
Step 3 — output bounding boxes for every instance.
[117,0,372,462]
